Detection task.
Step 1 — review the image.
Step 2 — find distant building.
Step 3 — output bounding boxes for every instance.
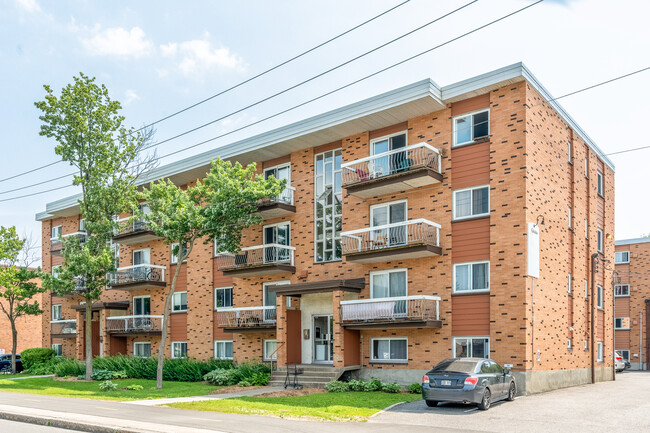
[0,269,44,355]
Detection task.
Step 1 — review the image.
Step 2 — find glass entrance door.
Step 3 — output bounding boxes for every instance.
[313,315,333,363]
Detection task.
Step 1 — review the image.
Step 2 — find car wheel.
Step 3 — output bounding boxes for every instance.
[507,381,516,401]
[425,400,438,407]
[478,388,491,410]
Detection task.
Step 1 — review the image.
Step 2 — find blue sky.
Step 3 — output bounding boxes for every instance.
[1,0,649,247]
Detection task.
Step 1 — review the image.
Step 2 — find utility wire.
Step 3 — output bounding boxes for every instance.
[0,0,412,184]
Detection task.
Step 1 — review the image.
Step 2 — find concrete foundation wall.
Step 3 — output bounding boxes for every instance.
[515,367,615,395]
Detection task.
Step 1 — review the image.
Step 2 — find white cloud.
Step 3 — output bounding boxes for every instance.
[81,26,153,58]
[123,89,139,105]
[15,0,41,13]
[160,34,245,75]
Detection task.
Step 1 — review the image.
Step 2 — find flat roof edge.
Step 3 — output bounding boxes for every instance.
[615,237,650,246]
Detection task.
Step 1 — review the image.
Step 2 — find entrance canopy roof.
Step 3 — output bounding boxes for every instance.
[266,278,365,297]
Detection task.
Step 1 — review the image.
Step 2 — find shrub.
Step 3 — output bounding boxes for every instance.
[347,379,366,392]
[29,361,57,375]
[91,369,115,381]
[54,358,85,377]
[91,355,234,382]
[326,381,349,392]
[238,380,252,387]
[381,383,401,393]
[21,348,56,370]
[99,380,117,392]
[203,368,233,386]
[125,384,144,391]
[362,378,382,392]
[248,372,270,386]
[408,383,422,394]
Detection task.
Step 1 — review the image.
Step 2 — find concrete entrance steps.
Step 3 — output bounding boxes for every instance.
[269,364,359,388]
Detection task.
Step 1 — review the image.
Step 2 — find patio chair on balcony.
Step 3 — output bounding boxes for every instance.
[371,235,387,250]
[395,158,413,173]
[356,168,370,182]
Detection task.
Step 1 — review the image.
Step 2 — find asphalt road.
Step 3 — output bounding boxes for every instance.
[0,419,83,432]
[372,371,650,433]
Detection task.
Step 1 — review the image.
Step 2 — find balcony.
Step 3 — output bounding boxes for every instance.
[340,295,442,329]
[50,319,77,338]
[106,315,164,335]
[341,219,442,263]
[215,244,296,277]
[341,142,442,198]
[255,186,296,220]
[112,218,162,245]
[216,306,276,332]
[50,231,87,255]
[107,264,166,291]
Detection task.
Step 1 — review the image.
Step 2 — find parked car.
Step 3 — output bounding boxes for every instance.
[615,351,626,373]
[422,358,516,410]
[0,354,23,373]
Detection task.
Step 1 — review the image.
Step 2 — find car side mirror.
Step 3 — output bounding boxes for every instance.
[503,369,509,375]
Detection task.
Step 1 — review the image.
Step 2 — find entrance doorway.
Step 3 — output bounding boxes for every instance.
[313,315,333,363]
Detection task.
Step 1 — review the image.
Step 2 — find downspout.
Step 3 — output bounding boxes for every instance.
[612,271,616,381]
[590,253,598,384]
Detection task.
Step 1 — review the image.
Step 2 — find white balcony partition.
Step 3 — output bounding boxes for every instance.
[341,142,441,186]
[216,306,277,327]
[341,219,440,255]
[215,244,295,271]
[340,295,440,322]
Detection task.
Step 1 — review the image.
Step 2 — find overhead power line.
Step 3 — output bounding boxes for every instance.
[0,0,412,184]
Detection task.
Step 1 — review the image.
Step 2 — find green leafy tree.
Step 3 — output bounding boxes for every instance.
[140,158,284,388]
[0,226,46,374]
[35,73,155,380]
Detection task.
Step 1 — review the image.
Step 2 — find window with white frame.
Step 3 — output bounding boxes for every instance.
[453,109,489,147]
[568,142,572,163]
[597,171,604,196]
[263,339,277,361]
[51,225,62,239]
[263,163,291,202]
[568,274,572,294]
[52,304,62,321]
[585,219,588,238]
[79,218,86,232]
[134,342,151,358]
[371,338,407,362]
[568,207,572,228]
[453,185,489,220]
[597,285,604,309]
[615,284,630,297]
[214,340,233,360]
[584,280,588,299]
[172,292,187,312]
[584,340,588,350]
[171,243,188,264]
[214,287,233,309]
[214,235,227,256]
[370,200,407,247]
[597,229,603,253]
[171,341,187,359]
[370,269,407,315]
[584,157,589,178]
[568,339,572,349]
[110,241,120,268]
[615,317,630,330]
[51,265,61,279]
[453,261,489,293]
[370,131,408,176]
[133,295,151,316]
[615,251,630,264]
[52,344,62,356]
[596,342,603,362]
[262,281,288,321]
[314,149,342,262]
[453,336,490,359]
[619,350,630,361]
[132,248,150,266]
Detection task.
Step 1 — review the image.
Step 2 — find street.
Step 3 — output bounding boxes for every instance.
[0,419,83,432]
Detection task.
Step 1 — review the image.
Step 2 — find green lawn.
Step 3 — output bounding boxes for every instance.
[0,372,35,380]
[168,392,420,422]
[0,377,220,401]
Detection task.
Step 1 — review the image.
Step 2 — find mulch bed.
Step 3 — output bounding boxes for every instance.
[255,387,327,398]
[209,385,265,394]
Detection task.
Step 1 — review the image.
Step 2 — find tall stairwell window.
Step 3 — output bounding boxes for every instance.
[315,149,342,262]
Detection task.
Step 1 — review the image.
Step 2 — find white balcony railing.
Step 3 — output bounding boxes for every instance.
[216,306,277,328]
[340,295,440,322]
[341,142,441,186]
[107,264,166,287]
[341,219,441,255]
[50,319,77,335]
[106,315,164,334]
[114,217,150,236]
[258,186,296,206]
[50,231,87,251]
[215,244,295,271]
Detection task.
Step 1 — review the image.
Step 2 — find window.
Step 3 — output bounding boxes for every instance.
[568,274,572,294]
[172,292,187,312]
[615,317,630,330]
[585,219,588,238]
[264,164,291,203]
[51,225,62,239]
[584,340,588,350]
[453,261,489,293]
[263,222,291,263]
[52,344,62,357]
[110,242,120,268]
[615,284,630,297]
[262,281,288,322]
[263,339,277,361]
[597,285,604,309]
[568,207,572,229]
[134,342,151,358]
[214,287,233,309]
[584,157,589,178]
[370,200,407,248]
[370,131,407,176]
[314,149,342,262]
[52,304,62,321]
[568,141,572,163]
[214,341,233,360]
[584,279,588,299]
[171,243,188,264]
[132,248,150,266]
[214,235,227,256]
[171,342,187,359]
[453,109,490,147]
[597,229,603,253]
[619,350,630,361]
[597,171,604,196]
[453,337,490,359]
[615,251,630,264]
[51,265,61,279]
[568,339,572,349]
[371,338,408,362]
[371,269,407,315]
[596,342,603,362]
[453,185,489,220]
[79,218,86,232]
[133,295,151,316]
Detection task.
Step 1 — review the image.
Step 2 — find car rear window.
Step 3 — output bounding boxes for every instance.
[431,359,477,374]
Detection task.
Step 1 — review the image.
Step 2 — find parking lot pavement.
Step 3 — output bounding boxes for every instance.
[371,371,650,433]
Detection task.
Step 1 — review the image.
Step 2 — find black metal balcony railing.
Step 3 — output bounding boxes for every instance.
[107,264,166,287]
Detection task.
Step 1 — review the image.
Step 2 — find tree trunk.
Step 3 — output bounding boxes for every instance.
[157,261,183,389]
[85,298,93,380]
[10,318,17,374]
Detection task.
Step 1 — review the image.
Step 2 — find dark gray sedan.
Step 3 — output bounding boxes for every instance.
[421,358,516,410]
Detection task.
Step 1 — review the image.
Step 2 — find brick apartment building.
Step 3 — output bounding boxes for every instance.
[0,292,43,355]
[37,63,614,394]
[614,237,650,370]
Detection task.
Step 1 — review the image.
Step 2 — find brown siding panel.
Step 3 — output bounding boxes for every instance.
[615,297,630,318]
[170,313,187,341]
[451,93,490,117]
[452,293,490,335]
[369,122,408,140]
[286,309,302,364]
[451,141,490,188]
[452,217,490,263]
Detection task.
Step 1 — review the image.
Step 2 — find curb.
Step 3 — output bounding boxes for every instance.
[0,410,153,433]
[370,400,408,418]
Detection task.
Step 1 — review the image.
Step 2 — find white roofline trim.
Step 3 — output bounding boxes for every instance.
[615,237,650,246]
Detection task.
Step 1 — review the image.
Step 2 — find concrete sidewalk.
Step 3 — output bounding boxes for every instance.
[0,374,54,380]
[125,385,284,405]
